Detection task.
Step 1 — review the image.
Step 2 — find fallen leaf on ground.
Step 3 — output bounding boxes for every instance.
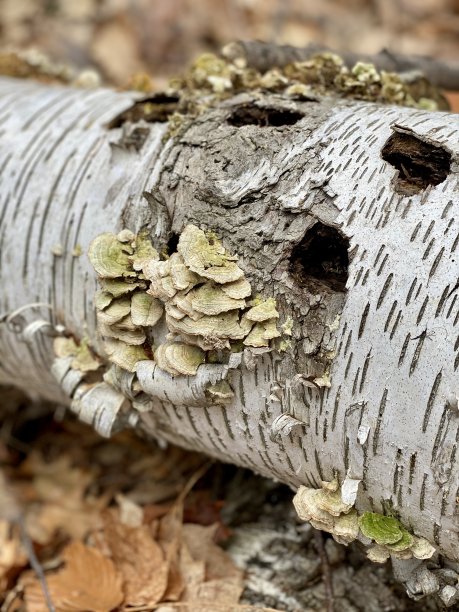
[0,520,27,592]
[24,540,123,612]
[103,508,169,606]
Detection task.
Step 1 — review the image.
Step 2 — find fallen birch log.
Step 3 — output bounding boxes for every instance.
[0,52,458,604]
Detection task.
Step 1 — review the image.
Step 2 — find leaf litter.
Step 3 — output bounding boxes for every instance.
[0,411,279,612]
[0,391,441,612]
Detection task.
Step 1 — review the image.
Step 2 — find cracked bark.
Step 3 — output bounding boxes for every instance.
[0,76,458,578]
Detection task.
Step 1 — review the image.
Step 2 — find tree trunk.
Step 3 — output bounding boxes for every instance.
[1,75,458,598]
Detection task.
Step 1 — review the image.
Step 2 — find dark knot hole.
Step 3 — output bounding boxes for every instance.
[289,223,350,292]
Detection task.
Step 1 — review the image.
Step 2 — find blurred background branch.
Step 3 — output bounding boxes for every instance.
[0,0,458,90]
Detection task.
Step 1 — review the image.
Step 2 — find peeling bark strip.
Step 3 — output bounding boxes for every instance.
[0,76,459,579]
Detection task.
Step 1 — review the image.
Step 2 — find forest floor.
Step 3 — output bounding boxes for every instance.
[0,389,445,612]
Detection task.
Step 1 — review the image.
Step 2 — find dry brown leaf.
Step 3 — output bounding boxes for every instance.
[189,578,244,604]
[18,453,93,503]
[115,493,144,527]
[15,452,104,544]
[162,558,185,602]
[103,509,168,606]
[175,541,205,601]
[182,523,243,581]
[25,502,102,545]
[24,540,124,612]
[0,520,27,591]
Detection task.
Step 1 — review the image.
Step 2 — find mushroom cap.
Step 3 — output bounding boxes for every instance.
[293,487,330,523]
[321,478,339,492]
[367,545,391,564]
[172,291,204,320]
[206,380,234,403]
[202,263,245,284]
[154,343,181,376]
[143,258,171,281]
[131,292,164,327]
[316,488,354,517]
[88,233,136,278]
[105,316,147,345]
[131,232,159,271]
[190,283,246,315]
[359,512,404,546]
[245,297,279,322]
[221,277,252,299]
[147,274,177,301]
[177,224,244,284]
[95,290,113,311]
[96,297,131,325]
[117,229,136,243]
[165,302,187,321]
[54,337,79,358]
[166,311,247,341]
[243,319,280,347]
[171,330,230,351]
[70,342,101,373]
[410,537,436,560]
[104,339,148,372]
[163,341,206,376]
[99,278,143,297]
[385,529,414,552]
[169,253,200,290]
[332,510,359,544]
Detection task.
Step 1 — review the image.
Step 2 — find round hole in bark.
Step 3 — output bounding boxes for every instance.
[227,104,303,128]
[381,130,451,195]
[289,223,349,292]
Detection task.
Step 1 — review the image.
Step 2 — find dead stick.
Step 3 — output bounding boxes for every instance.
[222,41,459,91]
[0,471,55,612]
[313,529,335,612]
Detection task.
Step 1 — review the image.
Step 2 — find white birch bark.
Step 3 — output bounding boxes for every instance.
[1,76,458,596]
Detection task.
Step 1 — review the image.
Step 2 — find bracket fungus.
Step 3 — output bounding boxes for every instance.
[81,224,286,423]
[293,482,436,563]
[177,224,244,284]
[53,336,102,373]
[293,479,359,545]
[154,341,205,376]
[359,512,436,562]
[87,232,138,278]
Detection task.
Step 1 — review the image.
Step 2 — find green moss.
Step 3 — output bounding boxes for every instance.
[359,512,404,545]
[386,528,414,552]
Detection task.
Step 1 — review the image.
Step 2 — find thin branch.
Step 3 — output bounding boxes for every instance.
[0,471,55,612]
[313,529,335,612]
[222,41,459,91]
[17,517,56,612]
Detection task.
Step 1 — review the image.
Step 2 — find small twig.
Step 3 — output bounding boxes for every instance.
[17,516,56,612]
[0,471,55,612]
[313,529,335,612]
